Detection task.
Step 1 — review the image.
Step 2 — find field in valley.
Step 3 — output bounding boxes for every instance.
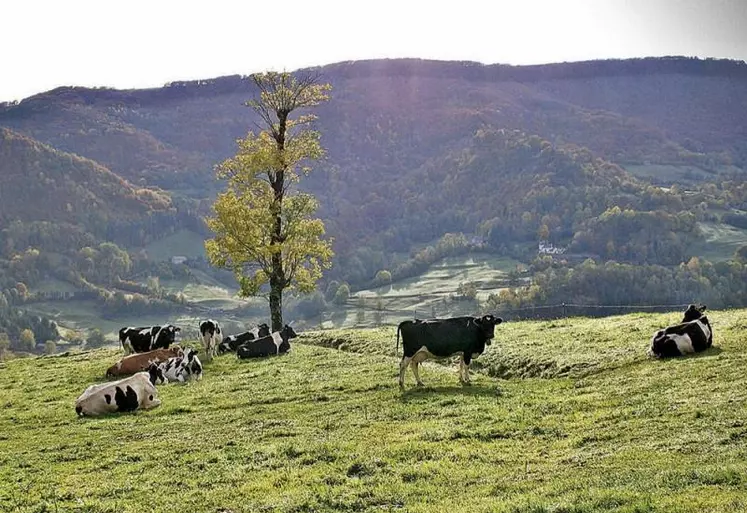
[2,308,747,512]
[694,222,747,263]
[328,254,526,329]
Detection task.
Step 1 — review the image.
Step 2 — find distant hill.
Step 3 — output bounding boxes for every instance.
[1,56,746,288]
[0,127,172,229]
[2,57,745,178]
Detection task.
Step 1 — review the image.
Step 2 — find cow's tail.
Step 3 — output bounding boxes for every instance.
[396,324,401,357]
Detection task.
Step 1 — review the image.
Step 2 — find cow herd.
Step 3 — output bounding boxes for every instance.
[74,304,715,416]
[395,304,714,388]
[74,319,297,416]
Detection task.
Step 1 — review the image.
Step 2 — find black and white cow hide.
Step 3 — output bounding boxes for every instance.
[237,325,298,359]
[199,319,221,362]
[157,348,203,383]
[75,364,166,416]
[648,304,713,358]
[396,315,503,388]
[218,323,270,354]
[119,324,181,355]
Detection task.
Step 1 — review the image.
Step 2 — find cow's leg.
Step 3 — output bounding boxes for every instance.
[202,334,212,363]
[410,361,424,387]
[458,357,467,383]
[409,347,432,387]
[208,337,215,362]
[398,356,412,389]
[462,353,473,385]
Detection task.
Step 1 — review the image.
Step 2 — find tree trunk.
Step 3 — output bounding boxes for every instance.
[269,266,283,332]
[268,111,288,332]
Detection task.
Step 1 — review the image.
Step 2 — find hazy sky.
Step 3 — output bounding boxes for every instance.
[2,0,746,102]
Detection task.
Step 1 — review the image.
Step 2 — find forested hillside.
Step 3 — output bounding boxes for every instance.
[0,128,200,351]
[1,56,747,347]
[0,128,172,227]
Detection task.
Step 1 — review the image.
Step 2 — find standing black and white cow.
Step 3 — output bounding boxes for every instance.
[218,323,270,354]
[648,304,713,358]
[237,325,298,359]
[119,325,181,355]
[396,315,503,389]
[199,319,221,362]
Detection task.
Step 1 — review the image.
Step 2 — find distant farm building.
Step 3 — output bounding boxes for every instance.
[538,241,567,255]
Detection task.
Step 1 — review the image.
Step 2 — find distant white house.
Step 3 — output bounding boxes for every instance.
[469,235,488,248]
[171,256,188,265]
[538,241,567,255]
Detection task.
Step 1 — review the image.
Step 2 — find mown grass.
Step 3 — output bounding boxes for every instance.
[326,254,526,329]
[2,309,747,512]
[694,222,747,263]
[143,229,208,261]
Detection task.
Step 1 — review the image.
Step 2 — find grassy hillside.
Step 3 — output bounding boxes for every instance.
[143,229,208,261]
[694,222,747,262]
[2,309,746,512]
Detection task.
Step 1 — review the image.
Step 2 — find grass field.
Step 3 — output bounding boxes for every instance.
[2,308,747,512]
[623,164,719,185]
[329,254,527,329]
[143,229,208,261]
[694,222,747,263]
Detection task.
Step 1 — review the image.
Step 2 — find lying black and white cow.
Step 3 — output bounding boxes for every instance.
[396,314,503,389]
[648,304,713,358]
[157,348,203,383]
[218,323,270,354]
[237,325,298,359]
[199,319,221,362]
[119,324,181,355]
[75,363,166,416]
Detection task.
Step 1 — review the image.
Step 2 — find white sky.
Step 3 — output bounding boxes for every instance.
[2,0,746,102]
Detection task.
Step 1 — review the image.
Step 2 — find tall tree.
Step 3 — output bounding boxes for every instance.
[205,72,334,330]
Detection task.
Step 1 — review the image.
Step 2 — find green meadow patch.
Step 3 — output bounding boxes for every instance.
[2,309,747,512]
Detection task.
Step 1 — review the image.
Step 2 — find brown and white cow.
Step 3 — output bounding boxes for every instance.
[75,364,166,417]
[105,346,184,377]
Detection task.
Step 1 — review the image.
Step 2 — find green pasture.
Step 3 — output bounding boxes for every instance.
[333,254,526,328]
[694,222,747,263]
[2,308,746,512]
[142,229,208,261]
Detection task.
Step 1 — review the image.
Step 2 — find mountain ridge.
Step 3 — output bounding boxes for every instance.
[1,55,746,289]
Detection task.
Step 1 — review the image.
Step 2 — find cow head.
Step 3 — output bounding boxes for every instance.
[153,324,181,350]
[185,349,203,379]
[682,304,707,322]
[147,363,168,385]
[278,324,298,353]
[168,345,185,357]
[282,324,299,340]
[140,389,162,410]
[257,323,271,338]
[218,338,233,354]
[474,314,504,344]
